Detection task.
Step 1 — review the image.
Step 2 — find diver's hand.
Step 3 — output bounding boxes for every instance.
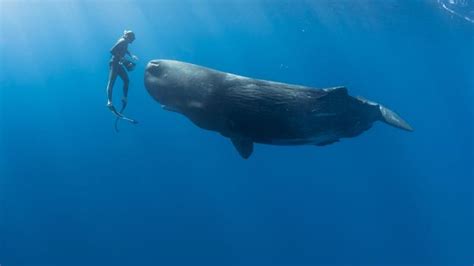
[131,55,139,61]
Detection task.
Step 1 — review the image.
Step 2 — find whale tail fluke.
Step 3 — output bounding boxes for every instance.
[378,105,413,132]
[356,96,413,132]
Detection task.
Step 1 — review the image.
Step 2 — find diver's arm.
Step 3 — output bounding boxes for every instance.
[127,50,139,61]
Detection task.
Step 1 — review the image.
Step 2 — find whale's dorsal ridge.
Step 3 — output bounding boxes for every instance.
[323,86,348,96]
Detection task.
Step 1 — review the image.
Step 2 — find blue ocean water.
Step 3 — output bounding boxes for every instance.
[0,0,473,265]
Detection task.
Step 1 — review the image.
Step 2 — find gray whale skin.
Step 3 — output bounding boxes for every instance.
[145,59,412,159]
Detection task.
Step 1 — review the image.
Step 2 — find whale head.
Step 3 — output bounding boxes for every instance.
[145,60,213,115]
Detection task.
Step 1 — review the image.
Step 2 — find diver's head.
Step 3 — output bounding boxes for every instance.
[123,30,135,43]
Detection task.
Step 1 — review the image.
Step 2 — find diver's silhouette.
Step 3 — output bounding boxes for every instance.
[105,30,138,125]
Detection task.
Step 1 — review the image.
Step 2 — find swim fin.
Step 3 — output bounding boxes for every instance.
[108,105,138,124]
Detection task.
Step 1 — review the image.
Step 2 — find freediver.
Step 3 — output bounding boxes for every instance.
[105,30,139,124]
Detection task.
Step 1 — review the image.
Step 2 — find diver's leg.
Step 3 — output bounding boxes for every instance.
[117,65,129,98]
[117,65,129,112]
[109,66,137,124]
[106,63,119,107]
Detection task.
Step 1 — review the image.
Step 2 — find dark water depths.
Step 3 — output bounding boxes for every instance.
[0,1,473,265]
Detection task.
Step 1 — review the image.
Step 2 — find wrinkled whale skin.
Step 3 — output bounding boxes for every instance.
[145,60,412,158]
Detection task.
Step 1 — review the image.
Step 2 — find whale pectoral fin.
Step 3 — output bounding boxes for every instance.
[315,139,339,146]
[162,105,178,112]
[230,137,254,159]
[161,105,181,114]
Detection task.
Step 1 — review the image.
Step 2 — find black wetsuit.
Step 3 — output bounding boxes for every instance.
[106,37,130,102]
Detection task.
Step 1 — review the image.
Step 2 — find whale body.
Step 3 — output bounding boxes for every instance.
[144,59,412,159]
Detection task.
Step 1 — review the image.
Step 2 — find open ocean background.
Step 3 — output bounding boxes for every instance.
[0,0,473,265]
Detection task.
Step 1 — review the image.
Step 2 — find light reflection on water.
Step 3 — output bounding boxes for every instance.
[438,0,474,23]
